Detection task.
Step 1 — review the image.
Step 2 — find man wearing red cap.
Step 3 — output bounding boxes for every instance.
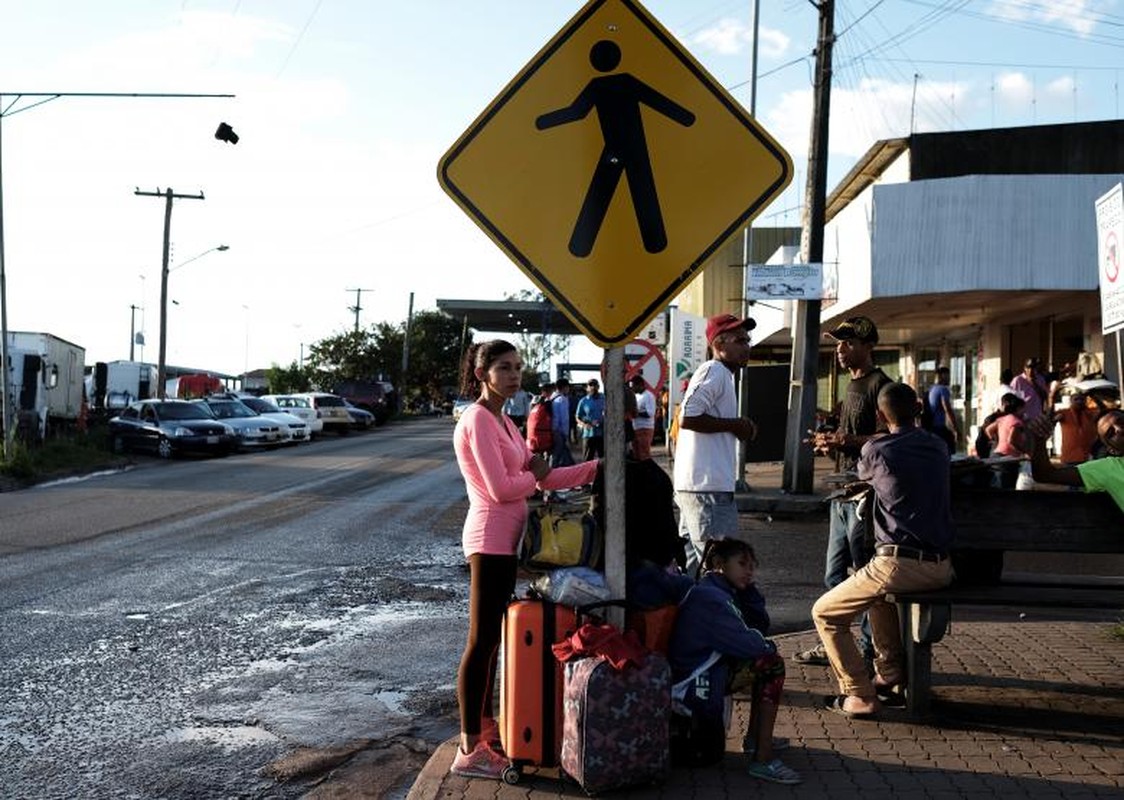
[672,313,759,575]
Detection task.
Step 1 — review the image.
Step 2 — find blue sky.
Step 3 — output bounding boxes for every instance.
[1,0,1121,375]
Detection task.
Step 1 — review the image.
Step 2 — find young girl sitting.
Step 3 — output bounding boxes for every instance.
[667,539,801,785]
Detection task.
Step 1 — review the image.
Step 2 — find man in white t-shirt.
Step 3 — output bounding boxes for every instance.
[629,375,657,460]
[673,313,758,575]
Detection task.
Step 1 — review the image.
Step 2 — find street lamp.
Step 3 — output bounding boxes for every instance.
[158,244,228,398]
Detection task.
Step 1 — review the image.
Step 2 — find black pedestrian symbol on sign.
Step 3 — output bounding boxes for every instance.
[536,39,695,257]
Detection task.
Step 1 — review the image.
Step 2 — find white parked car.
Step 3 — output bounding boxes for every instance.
[238,396,311,444]
[192,397,285,449]
[262,394,324,436]
[452,398,473,421]
[294,392,353,436]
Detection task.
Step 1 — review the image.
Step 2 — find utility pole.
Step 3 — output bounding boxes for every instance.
[135,187,206,399]
[782,0,835,494]
[736,0,763,490]
[401,291,414,412]
[347,288,372,333]
[129,304,141,360]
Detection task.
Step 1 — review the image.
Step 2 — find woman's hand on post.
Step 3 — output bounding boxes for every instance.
[529,454,551,481]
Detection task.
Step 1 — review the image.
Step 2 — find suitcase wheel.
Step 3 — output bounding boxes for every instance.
[502,765,522,785]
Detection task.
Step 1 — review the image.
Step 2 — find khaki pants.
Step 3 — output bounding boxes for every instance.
[812,555,952,699]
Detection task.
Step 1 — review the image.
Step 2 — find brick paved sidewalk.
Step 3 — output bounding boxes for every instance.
[407,620,1124,799]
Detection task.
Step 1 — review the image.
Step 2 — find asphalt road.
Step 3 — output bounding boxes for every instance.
[0,418,831,799]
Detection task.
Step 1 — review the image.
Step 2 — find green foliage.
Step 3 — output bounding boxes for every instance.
[503,288,567,376]
[403,310,466,400]
[306,329,385,389]
[0,426,126,484]
[286,311,462,406]
[266,361,313,394]
[0,440,35,480]
[1112,621,1124,641]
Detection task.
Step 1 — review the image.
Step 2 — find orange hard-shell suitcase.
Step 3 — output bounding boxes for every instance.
[499,598,577,782]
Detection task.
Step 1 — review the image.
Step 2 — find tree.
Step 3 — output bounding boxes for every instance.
[503,289,568,381]
[305,329,386,390]
[266,361,312,394]
[401,310,466,403]
[293,312,462,409]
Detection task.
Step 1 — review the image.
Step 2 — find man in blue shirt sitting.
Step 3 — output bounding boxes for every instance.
[812,382,954,719]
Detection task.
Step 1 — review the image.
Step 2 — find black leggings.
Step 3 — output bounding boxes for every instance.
[457,553,517,736]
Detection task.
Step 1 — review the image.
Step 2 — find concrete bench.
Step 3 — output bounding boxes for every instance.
[885,489,1122,716]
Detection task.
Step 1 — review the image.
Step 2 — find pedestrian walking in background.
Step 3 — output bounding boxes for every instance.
[451,341,597,781]
[1010,357,1049,421]
[502,384,530,434]
[630,375,657,460]
[576,378,606,460]
[549,378,575,467]
[525,383,554,460]
[927,366,960,454]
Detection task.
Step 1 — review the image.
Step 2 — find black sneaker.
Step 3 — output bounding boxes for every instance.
[791,642,829,666]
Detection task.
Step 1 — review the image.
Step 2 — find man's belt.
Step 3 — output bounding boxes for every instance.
[875,544,947,563]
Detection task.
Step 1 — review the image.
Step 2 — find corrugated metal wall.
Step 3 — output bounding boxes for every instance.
[872,174,1121,296]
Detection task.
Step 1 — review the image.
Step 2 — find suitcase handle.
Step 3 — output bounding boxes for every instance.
[575,599,635,624]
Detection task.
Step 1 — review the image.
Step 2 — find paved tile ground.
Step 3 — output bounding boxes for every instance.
[407,619,1124,799]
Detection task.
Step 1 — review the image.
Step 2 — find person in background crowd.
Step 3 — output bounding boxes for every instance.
[985,392,1028,489]
[927,366,960,454]
[549,378,574,467]
[630,375,657,460]
[575,378,606,461]
[794,315,892,670]
[672,314,759,576]
[1010,357,1049,421]
[525,383,555,460]
[1029,408,1124,513]
[503,384,531,434]
[451,341,598,780]
[1053,391,1100,465]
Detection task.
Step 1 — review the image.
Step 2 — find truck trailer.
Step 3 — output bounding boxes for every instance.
[4,331,86,441]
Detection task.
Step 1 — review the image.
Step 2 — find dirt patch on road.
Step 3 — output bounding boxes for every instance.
[264,736,435,799]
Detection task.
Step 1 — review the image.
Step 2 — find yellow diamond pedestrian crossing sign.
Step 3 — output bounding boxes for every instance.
[438,0,793,347]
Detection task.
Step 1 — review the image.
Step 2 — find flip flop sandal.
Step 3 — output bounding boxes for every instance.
[823,694,877,719]
[875,684,906,707]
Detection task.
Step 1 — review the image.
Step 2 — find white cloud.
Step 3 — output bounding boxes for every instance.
[987,0,1098,36]
[1045,75,1076,98]
[690,18,789,59]
[995,71,1034,108]
[764,75,974,162]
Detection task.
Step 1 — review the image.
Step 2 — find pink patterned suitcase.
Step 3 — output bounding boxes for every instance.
[560,651,671,794]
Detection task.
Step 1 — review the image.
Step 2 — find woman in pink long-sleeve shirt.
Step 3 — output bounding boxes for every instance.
[450,340,597,780]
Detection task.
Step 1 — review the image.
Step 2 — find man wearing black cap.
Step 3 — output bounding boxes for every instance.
[672,313,759,575]
[793,315,892,668]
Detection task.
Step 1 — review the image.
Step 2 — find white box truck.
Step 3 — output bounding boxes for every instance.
[5,331,86,441]
[87,360,159,410]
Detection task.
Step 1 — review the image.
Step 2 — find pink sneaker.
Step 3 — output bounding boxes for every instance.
[449,741,509,780]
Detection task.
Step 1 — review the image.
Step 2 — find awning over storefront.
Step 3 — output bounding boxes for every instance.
[436,298,584,337]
